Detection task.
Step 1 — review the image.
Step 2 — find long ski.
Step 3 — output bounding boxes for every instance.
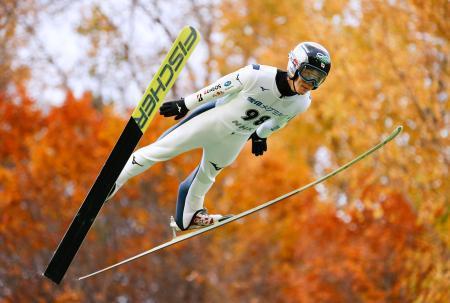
[78,126,403,281]
[44,26,201,284]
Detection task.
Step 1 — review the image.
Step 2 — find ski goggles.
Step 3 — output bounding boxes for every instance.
[296,63,328,89]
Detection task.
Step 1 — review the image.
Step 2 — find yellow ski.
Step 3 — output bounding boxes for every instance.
[44,26,200,284]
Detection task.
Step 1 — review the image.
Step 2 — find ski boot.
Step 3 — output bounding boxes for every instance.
[170,209,233,237]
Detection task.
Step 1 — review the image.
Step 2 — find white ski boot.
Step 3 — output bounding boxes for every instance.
[170,209,233,237]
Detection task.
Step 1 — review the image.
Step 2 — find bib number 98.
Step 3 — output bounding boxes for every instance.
[241,109,270,125]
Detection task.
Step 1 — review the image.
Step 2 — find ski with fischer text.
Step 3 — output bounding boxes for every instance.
[44,26,201,284]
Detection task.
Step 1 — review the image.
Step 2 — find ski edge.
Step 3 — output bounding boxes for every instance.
[78,125,403,281]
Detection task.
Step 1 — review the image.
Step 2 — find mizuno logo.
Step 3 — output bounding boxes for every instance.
[260,86,269,91]
[236,73,242,85]
[209,162,223,171]
[176,104,182,113]
[132,155,144,167]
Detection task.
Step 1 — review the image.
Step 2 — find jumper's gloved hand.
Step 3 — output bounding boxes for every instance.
[159,98,189,120]
[249,131,267,156]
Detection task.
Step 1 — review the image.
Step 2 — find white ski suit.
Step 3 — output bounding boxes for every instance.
[113,64,312,230]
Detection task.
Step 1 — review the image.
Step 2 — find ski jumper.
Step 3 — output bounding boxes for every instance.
[113,64,312,230]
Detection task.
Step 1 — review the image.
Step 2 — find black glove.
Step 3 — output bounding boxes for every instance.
[249,131,267,156]
[159,98,189,120]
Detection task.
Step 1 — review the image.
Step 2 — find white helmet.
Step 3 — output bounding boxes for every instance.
[287,42,331,89]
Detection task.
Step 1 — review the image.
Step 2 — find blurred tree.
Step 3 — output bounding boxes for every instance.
[0,0,223,107]
[1,0,448,302]
[0,88,214,302]
[208,0,449,301]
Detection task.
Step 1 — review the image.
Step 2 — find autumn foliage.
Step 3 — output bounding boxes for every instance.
[1,0,448,302]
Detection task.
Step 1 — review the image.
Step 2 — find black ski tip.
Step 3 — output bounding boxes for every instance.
[43,263,66,285]
[43,270,63,285]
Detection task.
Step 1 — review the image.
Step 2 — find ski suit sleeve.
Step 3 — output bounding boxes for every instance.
[255,94,312,138]
[255,116,294,138]
[184,66,254,110]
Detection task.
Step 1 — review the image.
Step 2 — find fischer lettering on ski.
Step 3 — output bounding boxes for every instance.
[132,29,198,132]
[43,26,200,284]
